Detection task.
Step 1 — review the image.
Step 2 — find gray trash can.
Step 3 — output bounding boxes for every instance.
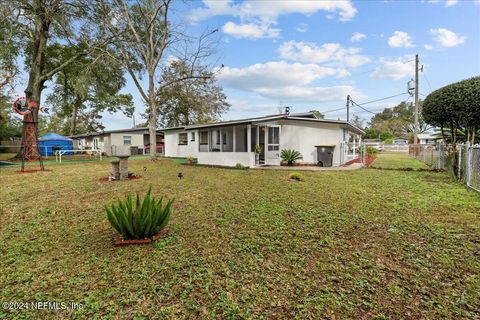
[315,145,335,167]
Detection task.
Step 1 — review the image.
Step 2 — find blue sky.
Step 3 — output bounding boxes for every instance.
[20,0,480,129]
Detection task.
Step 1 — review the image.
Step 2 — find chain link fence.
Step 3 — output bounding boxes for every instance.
[409,143,480,192]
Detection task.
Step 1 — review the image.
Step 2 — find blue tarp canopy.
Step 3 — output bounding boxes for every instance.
[39,133,73,156]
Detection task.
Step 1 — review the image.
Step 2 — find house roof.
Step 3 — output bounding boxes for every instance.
[69,127,162,138]
[417,133,437,139]
[163,112,365,134]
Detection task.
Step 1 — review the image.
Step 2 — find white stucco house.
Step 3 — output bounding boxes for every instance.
[70,128,164,156]
[417,133,437,145]
[163,112,364,167]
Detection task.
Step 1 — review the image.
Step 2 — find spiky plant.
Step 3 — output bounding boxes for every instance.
[105,189,174,240]
[281,149,303,165]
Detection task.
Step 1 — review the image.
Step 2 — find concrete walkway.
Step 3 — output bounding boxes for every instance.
[251,162,363,171]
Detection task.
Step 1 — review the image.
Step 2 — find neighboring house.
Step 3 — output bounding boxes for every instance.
[393,137,409,145]
[417,133,437,145]
[163,112,364,167]
[363,139,384,151]
[70,128,164,156]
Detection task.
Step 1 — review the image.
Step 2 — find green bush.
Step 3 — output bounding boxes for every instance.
[289,172,304,181]
[366,146,379,155]
[281,149,303,165]
[105,189,174,240]
[235,163,245,169]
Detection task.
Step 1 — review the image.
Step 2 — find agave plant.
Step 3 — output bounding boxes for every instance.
[105,189,174,240]
[281,149,303,165]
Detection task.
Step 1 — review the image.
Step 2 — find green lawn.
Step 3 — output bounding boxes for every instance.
[0,155,479,319]
[371,152,430,170]
[0,153,16,161]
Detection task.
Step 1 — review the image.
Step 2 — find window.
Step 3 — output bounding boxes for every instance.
[267,127,279,151]
[216,130,221,144]
[268,127,279,145]
[123,136,131,145]
[200,131,208,145]
[222,132,227,145]
[191,132,195,141]
[178,133,188,145]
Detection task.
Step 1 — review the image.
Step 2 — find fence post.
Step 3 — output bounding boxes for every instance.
[466,142,471,188]
[458,144,462,178]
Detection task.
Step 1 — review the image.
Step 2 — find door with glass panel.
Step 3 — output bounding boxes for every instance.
[265,126,280,165]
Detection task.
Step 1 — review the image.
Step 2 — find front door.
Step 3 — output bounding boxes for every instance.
[265,126,280,165]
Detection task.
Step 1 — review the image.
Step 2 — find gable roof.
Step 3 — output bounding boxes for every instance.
[163,112,364,135]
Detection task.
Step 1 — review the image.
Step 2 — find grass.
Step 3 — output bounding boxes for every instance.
[0,153,16,161]
[371,152,431,170]
[0,154,479,319]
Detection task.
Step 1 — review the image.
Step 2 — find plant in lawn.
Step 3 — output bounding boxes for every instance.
[186,156,194,165]
[281,149,303,165]
[105,189,174,240]
[289,172,304,181]
[254,145,262,165]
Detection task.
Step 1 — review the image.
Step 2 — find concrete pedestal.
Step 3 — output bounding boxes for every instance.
[111,160,120,180]
[118,156,129,180]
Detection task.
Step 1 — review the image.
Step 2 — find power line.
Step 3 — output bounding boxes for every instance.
[350,99,376,114]
[422,72,433,93]
[319,92,408,115]
[352,92,408,106]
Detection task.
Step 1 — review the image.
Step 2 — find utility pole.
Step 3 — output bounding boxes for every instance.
[346,94,350,123]
[414,54,419,145]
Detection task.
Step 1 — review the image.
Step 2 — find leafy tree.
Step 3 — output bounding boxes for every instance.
[368,100,428,138]
[155,60,229,127]
[423,76,480,145]
[45,44,133,135]
[1,0,100,158]
[0,94,21,139]
[96,0,218,159]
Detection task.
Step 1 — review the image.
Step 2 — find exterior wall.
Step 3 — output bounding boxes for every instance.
[278,120,344,166]
[164,120,350,167]
[197,152,254,167]
[109,132,144,156]
[164,129,199,158]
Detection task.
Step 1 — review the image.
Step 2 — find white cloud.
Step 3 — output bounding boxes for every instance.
[218,61,362,102]
[222,21,280,39]
[190,0,357,23]
[430,28,466,47]
[350,32,366,42]
[388,31,414,48]
[445,0,458,6]
[371,56,414,80]
[219,61,338,89]
[255,85,359,102]
[424,44,433,50]
[296,23,308,33]
[278,41,370,67]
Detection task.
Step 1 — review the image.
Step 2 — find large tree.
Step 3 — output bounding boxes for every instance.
[423,76,480,145]
[45,44,134,135]
[96,0,218,159]
[155,60,229,127]
[0,0,102,158]
[367,100,429,141]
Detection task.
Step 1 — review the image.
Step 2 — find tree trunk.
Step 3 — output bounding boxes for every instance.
[148,73,157,160]
[70,96,81,135]
[18,0,50,159]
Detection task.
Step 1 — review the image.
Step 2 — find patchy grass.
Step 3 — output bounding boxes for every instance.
[0,155,479,319]
[371,152,430,170]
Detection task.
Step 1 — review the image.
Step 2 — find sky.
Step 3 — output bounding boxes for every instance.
[16,0,480,130]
